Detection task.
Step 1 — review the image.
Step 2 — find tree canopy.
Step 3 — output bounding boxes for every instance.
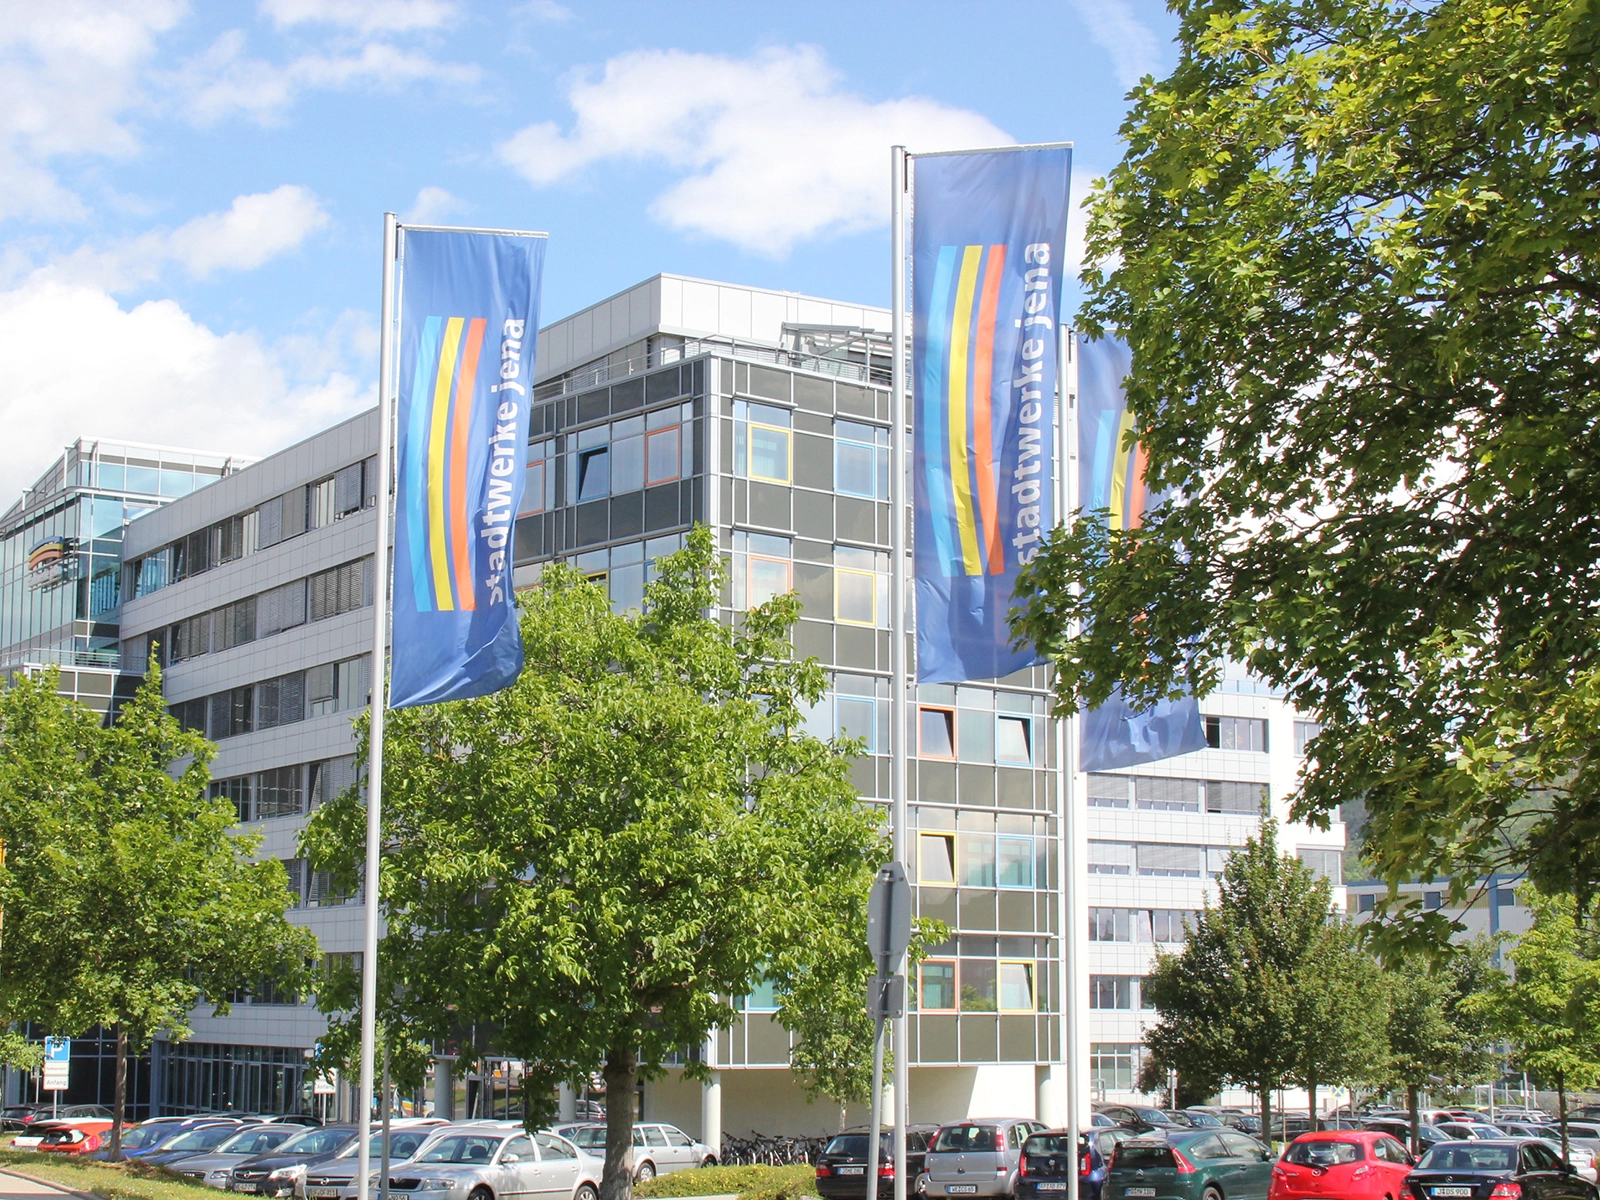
[1013,0,1600,924]
[301,528,887,1200]
[0,665,315,1155]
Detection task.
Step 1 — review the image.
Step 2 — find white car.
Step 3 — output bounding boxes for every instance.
[554,1123,715,1181]
[341,1129,598,1200]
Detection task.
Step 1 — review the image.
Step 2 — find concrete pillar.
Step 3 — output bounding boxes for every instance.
[701,1071,723,1162]
[1037,1065,1066,1129]
[433,1058,454,1121]
[558,1082,577,1123]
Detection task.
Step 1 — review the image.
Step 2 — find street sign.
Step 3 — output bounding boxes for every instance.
[314,1072,337,1096]
[868,975,906,1019]
[866,862,912,973]
[42,1037,69,1091]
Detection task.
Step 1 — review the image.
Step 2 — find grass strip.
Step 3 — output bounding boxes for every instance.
[0,1149,219,1200]
[634,1164,817,1200]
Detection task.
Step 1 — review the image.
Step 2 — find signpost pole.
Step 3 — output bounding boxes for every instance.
[866,863,912,1200]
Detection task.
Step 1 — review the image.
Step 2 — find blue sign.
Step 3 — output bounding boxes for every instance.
[43,1037,69,1062]
[912,146,1073,683]
[1076,336,1207,772]
[390,229,546,709]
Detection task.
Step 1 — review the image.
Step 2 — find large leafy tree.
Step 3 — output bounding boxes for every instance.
[1140,822,1343,1140]
[0,666,315,1157]
[1383,942,1499,1152]
[301,529,884,1200]
[1290,922,1388,1125]
[1469,889,1600,1158]
[1013,0,1600,926]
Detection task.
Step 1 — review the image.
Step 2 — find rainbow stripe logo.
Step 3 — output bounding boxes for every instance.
[1106,407,1149,532]
[401,314,489,613]
[921,243,1011,578]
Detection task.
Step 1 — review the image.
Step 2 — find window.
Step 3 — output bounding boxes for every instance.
[1150,910,1194,943]
[960,960,997,1011]
[610,416,645,493]
[740,978,779,1012]
[1088,774,1131,808]
[309,756,359,807]
[1357,893,1376,913]
[1299,848,1343,885]
[577,446,609,500]
[521,440,555,516]
[999,961,1035,1012]
[1495,888,1517,907]
[960,834,996,887]
[1090,1044,1138,1092]
[664,1129,693,1149]
[1206,847,1232,878]
[1135,777,1200,812]
[1424,890,1443,910]
[307,656,368,716]
[1205,715,1268,752]
[919,833,956,883]
[834,546,888,627]
[920,707,955,758]
[997,836,1034,888]
[256,671,306,730]
[1090,908,1131,942]
[211,776,252,822]
[646,426,681,486]
[1091,976,1136,1010]
[1137,844,1203,878]
[836,695,876,752]
[732,532,792,609]
[736,400,792,483]
[210,686,253,739]
[835,419,889,499]
[281,859,305,907]
[920,960,956,1010]
[310,476,336,529]
[310,559,370,620]
[1206,780,1268,815]
[1088,841,1135,876]
[1294,720,1323,756]
[996,716,1033,764]
[257,766,304,819]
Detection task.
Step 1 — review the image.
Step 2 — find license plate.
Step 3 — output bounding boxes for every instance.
[1127,1189,1157,1197]
[948,1187,978,1195]
[234,1186,258,1194]
[840,1167,865,1176]
[1039,1184,1067,1191]
[1432,1190,1474,1197]
[309,1189,341,1198]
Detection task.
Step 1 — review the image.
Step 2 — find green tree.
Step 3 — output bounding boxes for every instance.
[1383,942,1499,1153]
[1291,922,1389,1125]
[301,529,884,1200]
[1139,821,1332,1142]
[1468,889,1600,1158]
[0,666,316,1157]
[1012,0,1600,928]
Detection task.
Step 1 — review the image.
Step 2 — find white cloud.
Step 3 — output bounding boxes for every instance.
[497,45,1012,256]
[402,186,465,225]
[48,186,330,291]
[1070,0,1163,89]
[0,275,371,501]
[0,0,185,222]
[260,0,460,33]
[173,28,479,125]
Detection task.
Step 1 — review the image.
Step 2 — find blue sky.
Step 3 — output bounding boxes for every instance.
[0,0,1177,498]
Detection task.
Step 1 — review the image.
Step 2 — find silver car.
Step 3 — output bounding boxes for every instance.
[304,1128,445,1199]
[556,1123,716,1180]
[352,1129,598,1200]
[168,1125,301,1188]
[926,1119,1049,1199]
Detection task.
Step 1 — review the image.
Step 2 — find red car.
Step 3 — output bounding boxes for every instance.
[1270,1131,1417,1200]
[38,1119,115,1155]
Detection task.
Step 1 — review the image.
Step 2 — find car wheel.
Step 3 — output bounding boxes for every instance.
[636,1162,656,1183]
[469,1187,494,1200]
[915,1173,929,1195]
[575,1186,598,1200]
[1202,1187,1223,1200]
[700,1158,717,1169]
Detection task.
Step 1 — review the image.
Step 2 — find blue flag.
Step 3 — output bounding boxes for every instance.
[912,146,1072,683]
[390,228,546,709]
[1076,335,1207,771]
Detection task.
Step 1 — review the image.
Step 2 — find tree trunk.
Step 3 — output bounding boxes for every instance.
[1559,1071,1569,1161]
[601,1044,637,1200]
[1308,1072,1318,1133]
[109,1024,128,1162]
[1260,1084,1273,1152]
[1408,1083,1420,1157]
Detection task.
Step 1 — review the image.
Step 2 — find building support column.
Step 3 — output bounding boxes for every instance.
[1037,1064,1066,1128]
[433,1057,454,1121]
[558,1081,577,1123]
[701,1071,722,1163]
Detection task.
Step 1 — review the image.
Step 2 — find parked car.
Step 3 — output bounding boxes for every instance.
[143,1122,260,1167]
[1406,1138,1598,1200]
[1366,1120,1455,1149]
[1089,1130,1139,1163]
[1,1105,44,1132]
[350,1128,599,1200]
[38,1120,115,1156]
[301,1127,448,1199]
[1269,1131,1414,1200]
[230,1124,361,1196]
[20,1104,112,1127]
[1220,1115,1263,1136]
[90,1116,242,1161]
[554,1122,715,1180]
[1095,1106,1186,1135]
[1439,1124,1511,1142]
[1016,1130,1105,1200]
[1178,1113,1225,1130]
[166,1124,301,1188]
[1105,1130,1274,1200]
[925,1118,1050,1198]
[12,1121,61,1150]
[814,1124,940,1198]
[1091,1115,1119,1130]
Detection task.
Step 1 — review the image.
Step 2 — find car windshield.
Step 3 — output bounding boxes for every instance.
[825,1135,891,1157]
[163,1126,242,1152]
[349,1131,431,1160]
[221,1129,294,1155]
[1114,1145,1173,1169]
[1418,1146,1517,1172]
[418,1135,504,1165]
[1025,1136,1080,1155]
[1183,1114,1223,1128]
[279,1128,353,1156]
[1285,1141,1363,1166]
[568,1128,606,1149]
[121,1125,172,1150]
[933,1126,998,1153]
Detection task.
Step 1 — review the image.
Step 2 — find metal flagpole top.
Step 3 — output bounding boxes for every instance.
[906,140,1074,159]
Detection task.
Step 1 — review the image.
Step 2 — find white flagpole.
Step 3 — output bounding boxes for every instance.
[1058,327,1086,1164]
[888,143,911,1200]
[357,212,399,1200]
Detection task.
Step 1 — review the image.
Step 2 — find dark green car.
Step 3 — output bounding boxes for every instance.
[1106,1131,1275,1200]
